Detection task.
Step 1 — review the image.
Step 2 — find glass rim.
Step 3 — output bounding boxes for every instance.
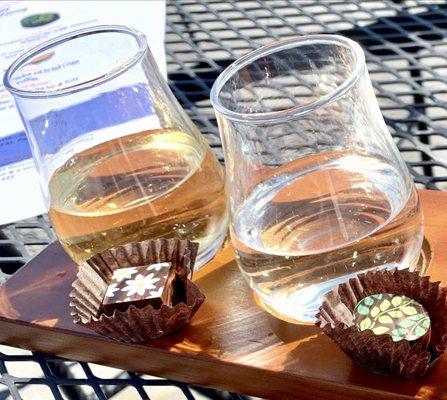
[3,25,147,99]
[210,34,366,124]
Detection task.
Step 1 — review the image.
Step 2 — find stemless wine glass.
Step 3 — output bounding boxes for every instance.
[210,35,423,323]
[4,25,228,267]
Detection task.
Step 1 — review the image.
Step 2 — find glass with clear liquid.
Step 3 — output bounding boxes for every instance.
[5,26,228,267]
[211,35,423,323]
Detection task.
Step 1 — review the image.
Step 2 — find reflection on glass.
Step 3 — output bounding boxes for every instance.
[5,26,228,267]
[211,35,423,323]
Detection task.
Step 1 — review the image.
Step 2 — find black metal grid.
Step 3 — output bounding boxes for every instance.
[167,0,447,189]
[1,0,447,399]
[0,344,249,400]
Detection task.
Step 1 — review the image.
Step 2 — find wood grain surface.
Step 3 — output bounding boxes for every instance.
[0,190,445,400]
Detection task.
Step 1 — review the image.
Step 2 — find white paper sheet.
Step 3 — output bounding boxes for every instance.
[0,0,167,225]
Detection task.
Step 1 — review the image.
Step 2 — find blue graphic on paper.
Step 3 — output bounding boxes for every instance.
[0,83,155,167]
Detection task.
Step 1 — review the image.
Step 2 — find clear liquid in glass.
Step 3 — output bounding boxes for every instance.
[233,152,423,323]
[49,128,228,266]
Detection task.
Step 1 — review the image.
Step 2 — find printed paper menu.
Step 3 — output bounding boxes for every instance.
[0,0,166,225]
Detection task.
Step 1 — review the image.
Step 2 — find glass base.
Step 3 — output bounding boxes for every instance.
[253,288,326,325]
[194,228,228,269]
[251,255,426,325]
[253,292,315,325]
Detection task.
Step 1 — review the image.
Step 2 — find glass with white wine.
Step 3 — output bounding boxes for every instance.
[5,26,228,267]
[211,35,423,323]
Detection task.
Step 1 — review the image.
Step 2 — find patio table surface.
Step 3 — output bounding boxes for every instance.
[1,1,447,399]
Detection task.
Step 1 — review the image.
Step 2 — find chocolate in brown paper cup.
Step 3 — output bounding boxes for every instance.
[316,268,447,379]
[69,238,205,342]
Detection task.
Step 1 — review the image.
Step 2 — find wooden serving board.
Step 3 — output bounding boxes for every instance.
[0,190,446,400]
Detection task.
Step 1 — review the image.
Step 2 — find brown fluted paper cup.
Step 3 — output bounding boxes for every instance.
[69,238,205,342]
[316,268,447,379]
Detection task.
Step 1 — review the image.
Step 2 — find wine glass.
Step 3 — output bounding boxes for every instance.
[4,25,228,267]
[210,35,423,323]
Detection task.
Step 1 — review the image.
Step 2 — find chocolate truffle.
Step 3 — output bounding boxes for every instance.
[101,262,173,315]
[354,293,431,346]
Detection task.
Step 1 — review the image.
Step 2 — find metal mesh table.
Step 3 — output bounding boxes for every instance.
[1,1,447,398]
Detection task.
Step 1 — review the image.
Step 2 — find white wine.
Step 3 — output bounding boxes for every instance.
[233,153,423,323]
[49,128,228,266]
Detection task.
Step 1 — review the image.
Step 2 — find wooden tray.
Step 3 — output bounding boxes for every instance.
[0,190,446,400]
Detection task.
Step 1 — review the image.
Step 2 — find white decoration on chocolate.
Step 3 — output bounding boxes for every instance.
[122,273,160,297]
[105,283,119,298]
[112,267,138,282]
[113,297,129,304]
[149,286,164,298]
[147,262,170,272]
